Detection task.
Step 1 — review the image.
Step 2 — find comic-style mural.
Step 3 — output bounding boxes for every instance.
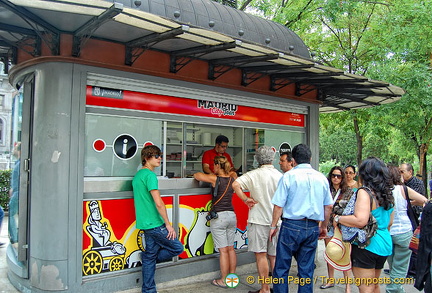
[82,194,249,276]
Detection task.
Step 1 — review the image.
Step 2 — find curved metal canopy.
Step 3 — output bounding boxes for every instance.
[125,0,311,58]
[0,0,404,113]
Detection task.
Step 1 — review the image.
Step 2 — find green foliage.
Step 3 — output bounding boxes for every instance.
[371,0,432,62]
[369,60,432,156]
[213,0,238,8]
[0,169,11,210]
[319,159,341,177]
[319,113,357,165]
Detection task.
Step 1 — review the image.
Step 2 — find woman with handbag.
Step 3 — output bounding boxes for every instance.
[386,165,427,293]
[321,166,353,292]
[334,157,394,293]
[193,156,237,288]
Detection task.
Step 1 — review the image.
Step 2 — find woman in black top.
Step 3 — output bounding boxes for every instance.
[194,156,237,288]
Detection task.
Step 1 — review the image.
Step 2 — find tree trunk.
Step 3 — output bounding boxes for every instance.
[419,143,429,198]
[353,112,363,166]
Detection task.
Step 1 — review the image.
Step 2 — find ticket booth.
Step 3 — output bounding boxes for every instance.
[0,0,403,292]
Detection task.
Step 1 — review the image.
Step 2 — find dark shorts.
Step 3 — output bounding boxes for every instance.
[351,244,388,269]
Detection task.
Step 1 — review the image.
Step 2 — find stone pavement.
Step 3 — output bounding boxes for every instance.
[0,214,423,292]
[1,213,19,293]
[119,243,422,293]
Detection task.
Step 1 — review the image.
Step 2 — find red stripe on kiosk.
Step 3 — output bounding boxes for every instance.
[86,86,305,127]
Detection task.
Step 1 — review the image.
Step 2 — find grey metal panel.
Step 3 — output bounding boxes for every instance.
[83,177,208,193]
[308,104,320,170]
[230,7,253,36]
[28,63,75,290]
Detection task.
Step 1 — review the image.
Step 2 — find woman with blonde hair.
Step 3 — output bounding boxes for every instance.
[194,156,237,288]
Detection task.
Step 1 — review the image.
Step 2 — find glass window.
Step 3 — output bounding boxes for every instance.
[84,114,162,177]
[0,119,3,144]
[9,90,22,252]
[184,123,242,177]
[84,114,306,178]
[9,142,20,247]
[245,128,305,172]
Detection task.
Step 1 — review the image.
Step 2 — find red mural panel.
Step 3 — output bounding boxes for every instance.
[82,193,249,276]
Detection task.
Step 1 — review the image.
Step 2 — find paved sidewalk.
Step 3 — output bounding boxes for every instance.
[1,213,19,293]
[120,241,422,293]
[0,214,423,292]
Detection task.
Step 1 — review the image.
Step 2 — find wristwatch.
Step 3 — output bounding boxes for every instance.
[334,215,340,224]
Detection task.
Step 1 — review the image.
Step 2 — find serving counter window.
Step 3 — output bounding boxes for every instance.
[165,122,243,178]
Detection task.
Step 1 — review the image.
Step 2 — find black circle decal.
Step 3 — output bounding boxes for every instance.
[113,134,137,160]
[279,142,292,154]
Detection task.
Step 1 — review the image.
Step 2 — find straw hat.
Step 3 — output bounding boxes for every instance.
[324,226,351,271]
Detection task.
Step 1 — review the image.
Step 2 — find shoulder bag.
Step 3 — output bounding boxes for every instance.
[403,184,419,231]
[340,186,378,248]
[408,224,420,253]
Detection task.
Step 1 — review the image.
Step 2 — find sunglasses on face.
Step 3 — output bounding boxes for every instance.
[153,155,161,159]
[331,174,342,179]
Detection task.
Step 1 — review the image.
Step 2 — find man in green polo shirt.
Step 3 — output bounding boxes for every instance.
[133,145,184,293]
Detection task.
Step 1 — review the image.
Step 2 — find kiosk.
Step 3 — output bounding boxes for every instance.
[0,0,403,292]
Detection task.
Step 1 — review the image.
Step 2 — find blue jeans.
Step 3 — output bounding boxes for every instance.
[141,224,184,293]
[8,194,19,243]
[0,205,4,231]
[386,231,413,293]
[273,219,319,293]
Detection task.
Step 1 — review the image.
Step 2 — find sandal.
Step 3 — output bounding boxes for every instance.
[211,279,228,289]
[320,284,335,289]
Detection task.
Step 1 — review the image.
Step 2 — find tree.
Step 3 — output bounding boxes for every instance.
[367,0,432,186]
[297,1,394,165]
[213,0,238,8]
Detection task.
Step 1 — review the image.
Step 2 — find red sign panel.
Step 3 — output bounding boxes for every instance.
[86,86,305,127]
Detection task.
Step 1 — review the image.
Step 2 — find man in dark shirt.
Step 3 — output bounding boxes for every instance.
[400,163,426,195]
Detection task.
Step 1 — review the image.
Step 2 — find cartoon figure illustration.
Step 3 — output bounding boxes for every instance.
[126,250,142,268]
[234,228,248,249]
[185,210,213,257]
[87,201,111,246]
[82,201,127,276]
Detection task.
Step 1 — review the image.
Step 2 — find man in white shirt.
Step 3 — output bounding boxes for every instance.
[233,146,282,293]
